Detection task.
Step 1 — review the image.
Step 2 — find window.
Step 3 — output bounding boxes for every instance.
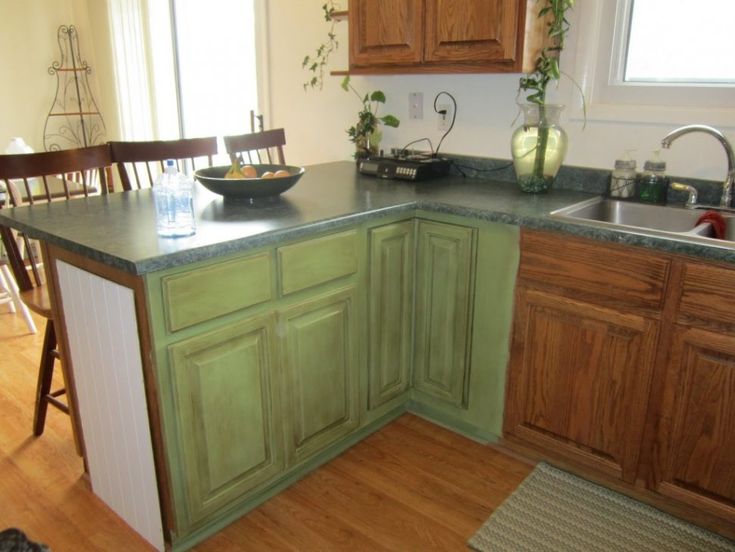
[625,0,735,84]
[563,0,735,125]
[110,0,266,142]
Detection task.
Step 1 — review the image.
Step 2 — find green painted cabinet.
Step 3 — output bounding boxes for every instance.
[167,313,284,530]
[280,285,361,465]
[367,220,415,410]
[413,219,477,408]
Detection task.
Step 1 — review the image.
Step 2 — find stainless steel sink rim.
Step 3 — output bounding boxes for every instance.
[549,197,735,247]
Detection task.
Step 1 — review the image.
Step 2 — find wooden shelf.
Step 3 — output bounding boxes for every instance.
[331,10,348,21]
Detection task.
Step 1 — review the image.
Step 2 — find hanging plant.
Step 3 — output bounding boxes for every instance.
[302,1,340,91]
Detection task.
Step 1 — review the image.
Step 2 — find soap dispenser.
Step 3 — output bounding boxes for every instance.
[637,150,669,205]
[609,150,637,199]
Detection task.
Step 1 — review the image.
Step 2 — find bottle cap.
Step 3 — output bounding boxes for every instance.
[643,159,666,171]
[644,150,666,172]
[614,159,636,170]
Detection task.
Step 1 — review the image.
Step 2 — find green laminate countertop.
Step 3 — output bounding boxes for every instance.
[1,161,733,275]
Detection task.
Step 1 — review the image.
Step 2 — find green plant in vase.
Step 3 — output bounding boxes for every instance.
[512,0,577,193]
[341,76,400,161]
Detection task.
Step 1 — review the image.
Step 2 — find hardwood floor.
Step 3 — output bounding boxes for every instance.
[0,308,533,551]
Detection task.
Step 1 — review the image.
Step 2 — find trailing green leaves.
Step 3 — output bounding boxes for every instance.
[519,0,575,105]
[303,1,341,91]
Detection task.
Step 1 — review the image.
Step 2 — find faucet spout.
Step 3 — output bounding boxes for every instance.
[661,124,735,208]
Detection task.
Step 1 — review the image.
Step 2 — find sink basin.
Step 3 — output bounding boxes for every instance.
[551,198,712,237]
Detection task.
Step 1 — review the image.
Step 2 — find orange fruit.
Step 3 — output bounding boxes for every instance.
[261,171,275,179]
[274,169,291,178]
[241,165,257,178]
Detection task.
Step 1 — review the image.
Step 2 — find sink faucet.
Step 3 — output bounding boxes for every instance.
[661,124,735,208]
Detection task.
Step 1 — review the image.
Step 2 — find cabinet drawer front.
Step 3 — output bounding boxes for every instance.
[519,229,670,312]
[679,262,735,327]
[277,230,358,296]
[163,253,272,332]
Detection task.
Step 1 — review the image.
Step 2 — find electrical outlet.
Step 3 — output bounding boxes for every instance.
[437,103,452,131]
[409,92,423,120]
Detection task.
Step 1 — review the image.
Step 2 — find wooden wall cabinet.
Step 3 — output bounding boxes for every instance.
[349,0,547,74]
[505,229,735,536]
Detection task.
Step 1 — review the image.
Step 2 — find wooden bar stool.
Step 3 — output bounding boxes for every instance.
[0,145,112,438]
[109,136,218,190]
[224,128,287,165]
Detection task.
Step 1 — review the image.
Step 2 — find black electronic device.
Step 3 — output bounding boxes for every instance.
[358,155,452,181]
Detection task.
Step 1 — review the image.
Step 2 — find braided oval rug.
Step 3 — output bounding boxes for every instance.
[469,463,735,552]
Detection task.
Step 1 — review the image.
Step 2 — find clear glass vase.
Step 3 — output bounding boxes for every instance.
[511,104,568,193]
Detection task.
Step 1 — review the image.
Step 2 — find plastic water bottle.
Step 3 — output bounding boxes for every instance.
[153,159,196,237]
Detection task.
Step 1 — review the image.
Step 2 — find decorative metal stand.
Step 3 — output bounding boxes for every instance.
[43,25,106,151]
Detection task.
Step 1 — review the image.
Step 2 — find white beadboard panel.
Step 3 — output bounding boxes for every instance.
[56,260,164,551]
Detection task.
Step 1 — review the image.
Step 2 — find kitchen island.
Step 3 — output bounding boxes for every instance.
[2,161,733,549]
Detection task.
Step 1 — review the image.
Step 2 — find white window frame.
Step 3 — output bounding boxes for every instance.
[561,0,735,127]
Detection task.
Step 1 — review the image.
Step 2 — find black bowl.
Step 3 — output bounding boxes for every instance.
[194,164,305,200]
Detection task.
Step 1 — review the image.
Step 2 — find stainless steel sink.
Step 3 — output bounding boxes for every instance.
[550,198,712,237]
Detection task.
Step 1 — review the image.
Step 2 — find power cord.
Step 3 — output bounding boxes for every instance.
[395,91,457,159]
[434,91,456,156]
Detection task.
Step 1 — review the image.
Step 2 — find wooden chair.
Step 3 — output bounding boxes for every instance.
[223,128,287,165]
[109,136,218,191]
[0,145,113,437]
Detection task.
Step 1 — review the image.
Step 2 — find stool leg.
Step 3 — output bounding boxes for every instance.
[0,264,37,333]
[33,321,57,436]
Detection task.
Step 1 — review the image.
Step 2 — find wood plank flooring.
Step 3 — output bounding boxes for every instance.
[0,308,533,551]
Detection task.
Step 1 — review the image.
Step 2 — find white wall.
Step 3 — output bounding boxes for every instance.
[4,1,731,182]
[267,0,735,182]
[0,0,113,151]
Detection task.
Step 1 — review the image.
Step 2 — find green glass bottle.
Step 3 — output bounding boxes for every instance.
[637,153,669,205]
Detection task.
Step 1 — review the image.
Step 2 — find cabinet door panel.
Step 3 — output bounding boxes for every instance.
[655,327,735,520]
[168,314,283,528]
[414,220,475,407]
[281,287,360,464]
[350,0,423,66]
[425,0,519,63]
[368,221,415,409]
[505,289,658,483]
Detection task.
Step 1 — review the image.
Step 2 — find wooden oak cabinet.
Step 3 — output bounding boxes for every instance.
[653,262,735,523]
[367,221,415,410]
[506,288,658,483]
[349,0,547,73]
[505,229,735,536]
[413,219,476,407]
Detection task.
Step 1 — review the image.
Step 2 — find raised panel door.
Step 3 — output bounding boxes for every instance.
[505,288,659,483]
[350,0,423,66]
[280,286,360,464]
[167,314,283,530]
[424,0,520,63]
[367,221,415,409]
[654,326,735,522]
[413,220,476,407]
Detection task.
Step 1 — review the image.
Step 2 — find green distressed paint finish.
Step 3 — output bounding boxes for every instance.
[163,252,273,332]
[367,220,415,409]
[280,286,361,465]
[141,213,519,548]
[277,229,359,296]
[167,313,284,532]
[413,219,477,408]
